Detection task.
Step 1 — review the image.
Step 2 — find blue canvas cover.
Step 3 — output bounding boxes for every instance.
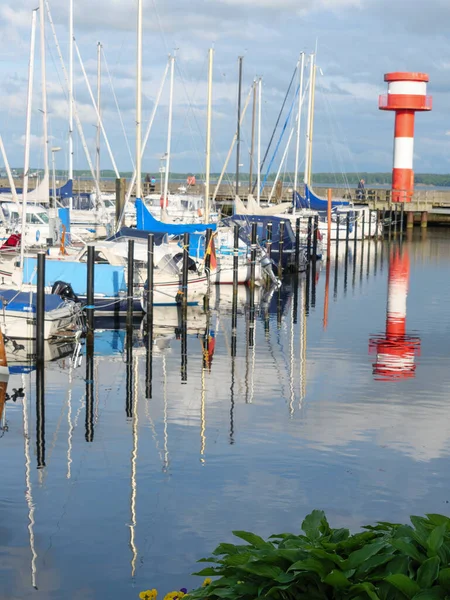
[0,289,65,313]
[294,184,349,211]
[23,258,126,296]
[135,198,216,234]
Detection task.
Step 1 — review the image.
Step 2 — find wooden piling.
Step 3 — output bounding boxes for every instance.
[115,177,126,228]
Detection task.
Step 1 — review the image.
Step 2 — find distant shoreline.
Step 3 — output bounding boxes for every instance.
[4,171,450,188]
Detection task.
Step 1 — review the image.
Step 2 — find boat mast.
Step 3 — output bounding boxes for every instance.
[68,0,73,209]
[96,41,102,190]
[39,0,49,193]
[293,52,305,213]
[235,56,243,196]
[204,47,213,224]
[135,0,142,201]
[162,55,175,210]
[308,60,317,188]
[248,79,256,195]
[303,53,315,188]
[256,77,262,205]
[20,9,38,272]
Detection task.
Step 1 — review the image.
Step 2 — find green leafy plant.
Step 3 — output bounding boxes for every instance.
[187,511,450,600]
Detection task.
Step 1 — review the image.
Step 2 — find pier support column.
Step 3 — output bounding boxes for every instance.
[420,211,428,229]
[115,177,126,228]
[406,211,414,229]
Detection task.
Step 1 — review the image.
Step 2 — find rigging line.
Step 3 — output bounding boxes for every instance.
[252,63,298,194]
[102,47,135,170]
[150,0,170,57]
[319,84,351,190]
[74,38,120,179]
[173,56,207,178]
[262,84,299,194]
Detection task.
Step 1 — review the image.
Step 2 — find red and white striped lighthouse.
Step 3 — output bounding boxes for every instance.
[379,72,432,202]
[369,247,420,380]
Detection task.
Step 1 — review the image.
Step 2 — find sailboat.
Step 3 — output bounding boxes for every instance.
[0,7,84,340]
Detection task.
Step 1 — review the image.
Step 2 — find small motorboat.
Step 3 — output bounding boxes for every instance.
[0,289,84,340]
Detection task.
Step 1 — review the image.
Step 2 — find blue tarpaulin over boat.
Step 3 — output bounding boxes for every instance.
[135,198,216,235]
[294,184,349,211]
[0,289,66,313]
[22,258,126,296]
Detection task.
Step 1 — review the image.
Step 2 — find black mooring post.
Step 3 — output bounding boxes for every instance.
[146,234,154,328]
[127,239,135,323]
[295,217,300,271]
[346,213,350,245]
[146,234,154,399]
[36,251,46,364]
[87,245,95,332]
[249,222,257,291]
[312,215,319,263]
[361,210,366,242]
[182,232,190,308]
[266,222,272,261]
[306,216,312,262]
[278,221,285,278]
[231,224,239,358]
[181,232,189,382]
[248,223,257,347]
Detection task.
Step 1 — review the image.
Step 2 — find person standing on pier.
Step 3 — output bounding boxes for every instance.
[357,178,365,200]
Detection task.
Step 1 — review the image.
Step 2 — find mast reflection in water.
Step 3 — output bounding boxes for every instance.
[369,244,421,380]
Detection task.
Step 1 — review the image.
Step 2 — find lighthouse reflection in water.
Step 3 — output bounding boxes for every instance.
[369,244,421,380]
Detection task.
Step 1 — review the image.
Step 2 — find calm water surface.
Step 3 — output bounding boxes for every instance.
[1,229,450,599]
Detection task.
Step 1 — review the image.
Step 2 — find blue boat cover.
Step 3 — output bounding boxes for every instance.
[294,184,349,211]
[0,289,65,313]
[135,198,217,234]
[23,258,127,296]
[106,227,166,245]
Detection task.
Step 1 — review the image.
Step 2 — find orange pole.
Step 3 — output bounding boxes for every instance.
[0,381,7,424]
[0,328,7,368]
[327,188,332,260]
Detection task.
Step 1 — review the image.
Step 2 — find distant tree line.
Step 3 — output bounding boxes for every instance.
[5,169,450,187]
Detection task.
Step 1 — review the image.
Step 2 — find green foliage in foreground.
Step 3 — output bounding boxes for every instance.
[188,511,450,600]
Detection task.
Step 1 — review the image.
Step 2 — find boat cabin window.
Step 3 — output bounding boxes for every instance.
[80,249,111,264]
[26,213,48,224]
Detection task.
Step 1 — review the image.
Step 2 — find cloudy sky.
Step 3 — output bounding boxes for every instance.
[1,0,450,179]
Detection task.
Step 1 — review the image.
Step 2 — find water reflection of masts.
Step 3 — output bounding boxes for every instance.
[66,363,73,479]
[200,352,206,464]
[22,377,38,589]
[289,279,296,417]
[299,278,306,406]
[129,353,139,577]
[162,354,169,470]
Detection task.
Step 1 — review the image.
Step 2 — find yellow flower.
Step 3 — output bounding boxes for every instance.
[163,592,185,600]
[140,590,157,600]
[202,578,212,587]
